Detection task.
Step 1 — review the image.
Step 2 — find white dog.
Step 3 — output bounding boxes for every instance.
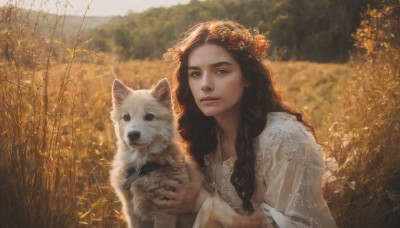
[109,78,197,228]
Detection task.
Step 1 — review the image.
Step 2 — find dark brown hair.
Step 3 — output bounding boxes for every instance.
[167,20,310,212]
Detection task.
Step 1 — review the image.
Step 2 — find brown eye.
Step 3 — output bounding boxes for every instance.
[123,114,130,121]
[144,113,155,121]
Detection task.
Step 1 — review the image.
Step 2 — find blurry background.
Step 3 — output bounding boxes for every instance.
[0,0,399,227]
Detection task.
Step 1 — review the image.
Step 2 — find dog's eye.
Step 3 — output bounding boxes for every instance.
[123,114,130,121]
[144,113,155,121]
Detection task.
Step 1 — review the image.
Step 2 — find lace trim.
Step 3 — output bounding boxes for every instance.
[218,160,238,206]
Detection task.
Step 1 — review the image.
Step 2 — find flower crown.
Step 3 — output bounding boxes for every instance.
[208,23,269,61]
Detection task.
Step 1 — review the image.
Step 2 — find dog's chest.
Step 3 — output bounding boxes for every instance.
[130,166,188,194]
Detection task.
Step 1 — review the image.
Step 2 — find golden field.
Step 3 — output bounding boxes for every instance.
[0,55,350,227]
[0,3,398,228]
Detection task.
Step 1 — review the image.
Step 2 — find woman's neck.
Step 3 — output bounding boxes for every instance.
[215,114,238,141]
[215,113,239,160]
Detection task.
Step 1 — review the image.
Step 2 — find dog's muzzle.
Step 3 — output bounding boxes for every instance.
[128,130,141,142]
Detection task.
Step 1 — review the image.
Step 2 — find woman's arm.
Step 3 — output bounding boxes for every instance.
[259,121,337,227]
[152,162,271,227]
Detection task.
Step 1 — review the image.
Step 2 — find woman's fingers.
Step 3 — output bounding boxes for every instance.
[163,180,183,191]
[153,181,183,208]
[248,204,270,227]
[153,196,175,207]
[232,203,270,228]
[152,172,207,214]
[152,195,186,214]
[157,188,178,199]
[152,197,166,207]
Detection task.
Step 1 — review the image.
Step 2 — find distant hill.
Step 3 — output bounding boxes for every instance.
[64,14,112,30]
[0,6,112,44]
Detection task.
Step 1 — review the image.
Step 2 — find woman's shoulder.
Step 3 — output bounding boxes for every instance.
[264,112,309,135]
[266,112,299,128]
[255,112,322,168]
[258,112,316,149]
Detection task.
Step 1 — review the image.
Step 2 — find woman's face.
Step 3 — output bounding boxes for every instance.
[187,44,248,118]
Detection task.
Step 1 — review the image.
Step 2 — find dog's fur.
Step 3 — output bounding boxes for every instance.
[110,78,197,228]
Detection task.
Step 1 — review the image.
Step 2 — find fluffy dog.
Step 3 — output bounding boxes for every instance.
[110,78,197,228]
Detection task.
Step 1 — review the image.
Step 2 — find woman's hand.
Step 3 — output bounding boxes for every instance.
[231,203,272,228]
[152,163,210,214]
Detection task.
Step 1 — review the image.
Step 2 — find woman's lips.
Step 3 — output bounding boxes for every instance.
[200,96,219,104]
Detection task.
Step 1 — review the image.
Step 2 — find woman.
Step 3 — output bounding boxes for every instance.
[153,20,337,227]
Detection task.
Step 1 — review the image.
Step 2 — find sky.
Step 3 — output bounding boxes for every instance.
[1,0,191,17]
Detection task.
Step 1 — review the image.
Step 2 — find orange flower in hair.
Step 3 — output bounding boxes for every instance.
[209,23,269,61]
[210,24,231,41]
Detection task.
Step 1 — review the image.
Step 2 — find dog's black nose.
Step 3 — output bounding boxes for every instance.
[128,131,141,142]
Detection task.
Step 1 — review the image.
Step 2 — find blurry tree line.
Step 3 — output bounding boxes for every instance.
[84,0,378,62]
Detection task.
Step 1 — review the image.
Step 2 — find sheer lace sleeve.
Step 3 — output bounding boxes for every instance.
[259,115,337,227]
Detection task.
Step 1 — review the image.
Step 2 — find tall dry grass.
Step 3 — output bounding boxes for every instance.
[324,2,400,227]
[0,3,75,226]
[0,1,125,227]
[0,2,175,226]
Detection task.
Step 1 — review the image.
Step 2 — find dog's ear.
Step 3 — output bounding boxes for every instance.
[151,78,171,108]
[112,79,130,106]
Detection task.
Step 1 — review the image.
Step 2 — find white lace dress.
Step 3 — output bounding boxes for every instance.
[193,112,337,227]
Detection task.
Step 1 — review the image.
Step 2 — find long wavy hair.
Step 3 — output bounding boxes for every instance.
[167,20,312,212]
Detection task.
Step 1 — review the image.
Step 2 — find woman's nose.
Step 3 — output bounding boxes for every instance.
[201,73,213,92]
